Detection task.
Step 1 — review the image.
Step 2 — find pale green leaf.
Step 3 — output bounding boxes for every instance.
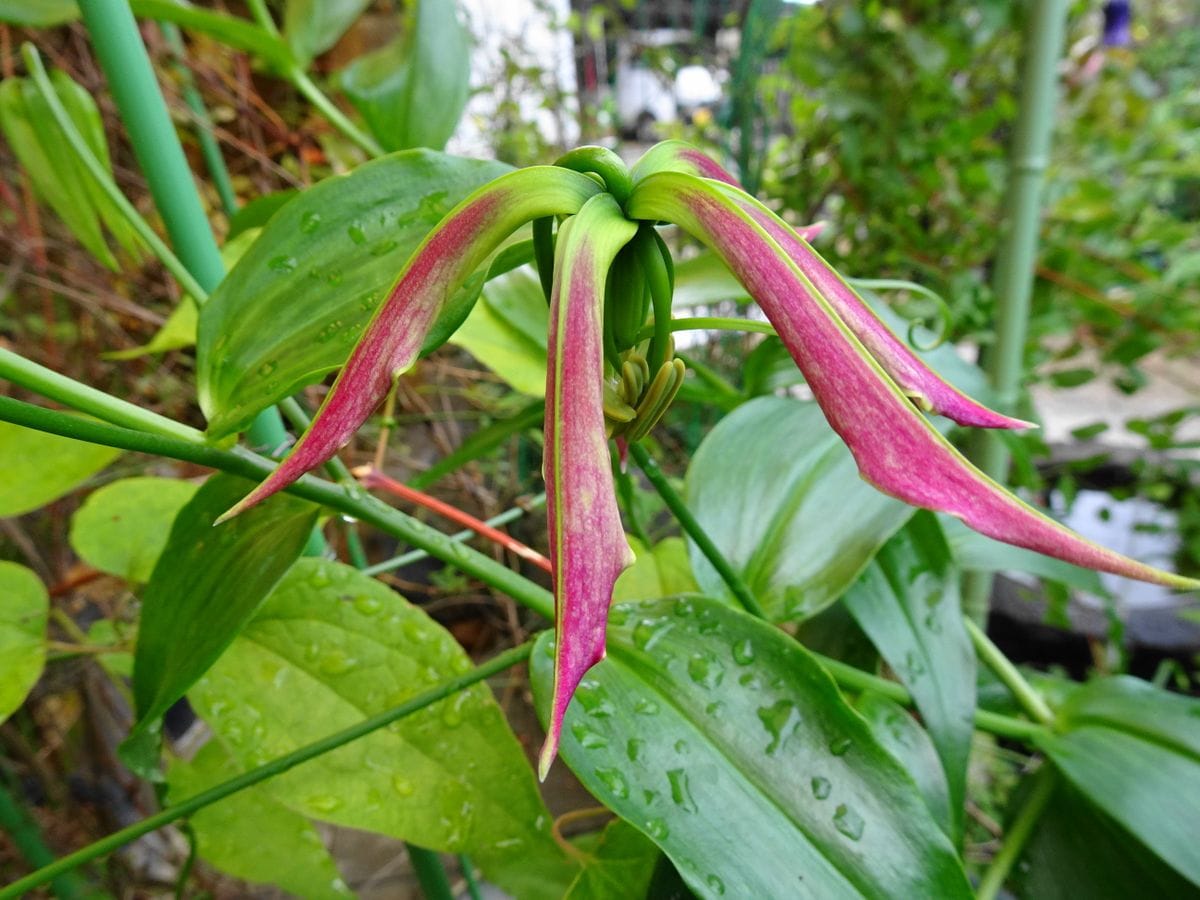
[0,562,48,724]
[0,420,121,517]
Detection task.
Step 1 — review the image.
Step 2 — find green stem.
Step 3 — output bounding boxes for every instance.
[362,497,544,577]
[628,442,767,619]
[813,653,1045,744]
[0,779,93,899]
[161,24,239,218]
[965,618,1055,726]
[976,766,1057,900]
[459,854,484,900]
[964,0,1070,623]
[20,44,207,303]
[407,846,455,900]
[243,0,383,158]
[0,349,204,443]
[0,642,535,899]
[0,397,554,619]
[636,316,777,344]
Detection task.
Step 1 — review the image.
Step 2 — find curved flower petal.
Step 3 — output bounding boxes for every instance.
[630,139,743,188]
[217,167,603,521]
[713,181,1030,430]
[539,194,638,779]
[629,171,1199,591]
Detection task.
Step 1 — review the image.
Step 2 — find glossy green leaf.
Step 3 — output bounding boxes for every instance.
[0,70,143,269]
[685,396,912,621]
[564,818,659,900]
[855,692,952,839]
[226,190,299,240]
[612,537,700,604]
[842,512,974,841]
[1016,777,1197,900]
[530,597,971,899]
[0,563,48,724]
[69,477,199,582]
[450,265,549,397]
[0,420,121,516]
[130,0,294,71]
[1035,676,1200,886]
[0,0,77,25]
[168,741,352,899]
[938,514,1109,596]
[284,0,371,67]
[340,0,470,152]
[189,559,578,899]
[125,475,318,771]
[198,150,510,438]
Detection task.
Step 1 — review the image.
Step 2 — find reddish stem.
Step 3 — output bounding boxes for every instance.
[353,465,552,574]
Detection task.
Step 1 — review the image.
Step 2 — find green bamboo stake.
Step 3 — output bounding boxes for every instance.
[74,0,288,456]
[964,0,1070,622]
[0,642,535,899]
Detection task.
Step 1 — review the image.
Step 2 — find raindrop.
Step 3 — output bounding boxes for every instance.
[673,597,695,617]
[308,566,332,588]
[626,738,645,762]
[392,775,415,797]
[575,681,616,718]
[570,721,608,750]
[832,804,864,841]
[731,638,756,666]
[810,776,832,800]
[441,693,468,728]
[667,769,698,813]
[829,736,853,757]
[634,698,660,716]
[687,653,724,690]
[705,700,725,718]
[300,210,322,233]
[268,255,297,272]
[738,672,762,689]
[256,360,278,377]
[347,224,368,244]
[402,619,430,644]
[319,649,357,676]
[757,699,799,755]
[370,239,399,257]
[353,594,383,616]
[307,795,341,813]
[608,605,631,626]
[632,617,672,651]
[645,818,670,840]
[594,767,629,800]
[706,875,726,895]
[923,611,942,634]
[904,651,926,679]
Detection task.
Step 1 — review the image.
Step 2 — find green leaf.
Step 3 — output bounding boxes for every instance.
[1035,676,1200,886]
[197,150,511,438]
[1016,777,1197,900]
[189,559,578,900]
[449,265,549,396]
[0,420,121,516]
[69,477,199,582]
[842,512,975,842]
[0,0,77,26]
[685,396,912,621]
[612,537,700,604]
[284,0,371,67]
[124,475,318,773]
[939,514,1109,596]
[855,692,953,839]
[0,70,143,269]
[167,741,352,899]
[0,562,48,724]
[530,597,972,899]
[340,0,470,152]
[130,0,295,72]
[564,818,659,900]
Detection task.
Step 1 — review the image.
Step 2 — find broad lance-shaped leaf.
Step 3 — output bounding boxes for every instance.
[628,171,1200,591]
[540,193,637,779]
[721,181,1028,430]
[218,166,602,520]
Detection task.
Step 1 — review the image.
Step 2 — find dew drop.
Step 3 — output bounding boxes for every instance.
[370,239,398,257]
[632,617,672,651]
[706,874,726,895]
[575,681,616,718]
[833,804,864,841]
[347,223,368,244]
[256,360,278,377]
[904,651,926,679]
[923,611,943,634]
[570,721,608,750]
[268,255,297,272]
[667,769,698,813]
[757,699,799,755]
[392,775,415,797]
[673,739,688,755]
[810,776,832,800]
[673,597,695,617]
[626,738,645,762]
[645,818,670,840]
[687,653,724,689]
[307,795,341,813]
[308,565,332,588]
[353,594,383,616]
[634,698,660,716]
[594,767,629,800]
[300,210,322,233]
[608,605,630,626]
[732,638,756,666]
[829,736,853,757]
[320,649,357,676]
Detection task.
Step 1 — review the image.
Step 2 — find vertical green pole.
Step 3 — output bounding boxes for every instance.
[74,0,289,456]
[964,0,1070,621]
[731,0,782,194]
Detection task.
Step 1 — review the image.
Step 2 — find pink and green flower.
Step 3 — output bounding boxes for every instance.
[218,141,1199,777]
